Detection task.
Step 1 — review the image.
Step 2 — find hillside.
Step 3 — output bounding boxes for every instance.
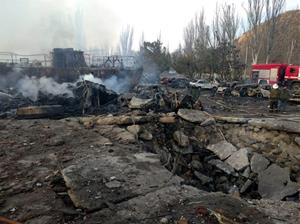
[238,10,300,65]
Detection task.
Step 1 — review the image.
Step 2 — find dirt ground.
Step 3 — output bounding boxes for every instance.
[198,91,300,116]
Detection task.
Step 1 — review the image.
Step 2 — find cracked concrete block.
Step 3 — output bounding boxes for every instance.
[250,153,270,174]
[61,152,182,211]
[177,109,209,123]
[225,148,250,171]
[258,164,300,200]
[207,141,237,160]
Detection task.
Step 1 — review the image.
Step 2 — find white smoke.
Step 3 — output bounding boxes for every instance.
[1,72,129,102]
[17,76,74,101]
[80,74,103,84]
[80,74,131,93]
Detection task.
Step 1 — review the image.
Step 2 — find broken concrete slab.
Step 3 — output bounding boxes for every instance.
[250,153,270,174]
[194,171,213,184]
[192,193,274,224]
[200,117,216,126]
[213,116,250,124]
[248,118,300,134]
[159,115,176,124]
[207,140,237,160]
[126,125,153,141]
[251,198,300,224]
[240,179,254,193]
[85,185,203,224]
[258,164,300,200]
[225,148,250,171]
[241,167,251,178]
[61,152,182,211]
[129,97,153,109]
[208,159,237,176]
[96,125,136,144]
[126,125,141,136]
[139,130,153,141]
[93,136,113,146]
[173,131,189,147]
[79,117,98,128]
[112,127,136,144]
[96,115,153,126]
[90,190,274,224]
[177,109,209,123]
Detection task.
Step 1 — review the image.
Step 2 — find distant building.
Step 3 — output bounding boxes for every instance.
[52,48,87,69]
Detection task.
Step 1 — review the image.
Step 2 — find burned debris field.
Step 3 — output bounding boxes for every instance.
[1,62,300,224]
[1,1,300,224]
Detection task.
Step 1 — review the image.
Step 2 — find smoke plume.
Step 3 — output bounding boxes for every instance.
[0,0,120,53]
[16,76,74,101]
[81,74,132,93]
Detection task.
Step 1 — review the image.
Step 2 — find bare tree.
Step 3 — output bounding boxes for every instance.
[211,3,242,81]
[211,3,240,47]
[182,9,210,77]
[118,25,134,56]
[183,18,196,55]
[220,4,240,45]
[287,39,296,64]
[265,0,286,63]
[183,9,209,55]
[244,0,265,64]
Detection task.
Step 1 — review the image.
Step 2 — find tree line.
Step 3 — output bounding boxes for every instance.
[119,0,297,81]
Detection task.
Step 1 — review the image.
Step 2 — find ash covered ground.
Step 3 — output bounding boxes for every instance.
[1,72,300,224]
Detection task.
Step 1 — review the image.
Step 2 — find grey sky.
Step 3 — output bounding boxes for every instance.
[0,0,299,54]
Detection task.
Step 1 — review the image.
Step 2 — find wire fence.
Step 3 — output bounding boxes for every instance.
[0,51,138,69]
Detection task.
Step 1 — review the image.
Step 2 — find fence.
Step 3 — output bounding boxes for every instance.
[0,51,138,70]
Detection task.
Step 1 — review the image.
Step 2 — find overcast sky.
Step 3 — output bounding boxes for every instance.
[0,0,299,54]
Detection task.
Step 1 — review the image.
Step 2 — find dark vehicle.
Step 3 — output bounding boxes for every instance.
[216,81,240,96]
[232,84,258,97]
[232,83,271,98]
[169,78,189,88]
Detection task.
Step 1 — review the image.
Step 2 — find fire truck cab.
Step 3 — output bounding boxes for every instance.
[252,64,300,91]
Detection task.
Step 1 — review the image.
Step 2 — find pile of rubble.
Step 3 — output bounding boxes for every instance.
[6,77,294,202]
[2,75,300,223]
[80,108,300,203]
[152,109,300,200]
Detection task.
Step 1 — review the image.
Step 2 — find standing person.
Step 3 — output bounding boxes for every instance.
[269,84,280,112]
[153,87,161,111]
[279,86,290,112]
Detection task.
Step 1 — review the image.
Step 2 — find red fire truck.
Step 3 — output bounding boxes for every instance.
[252,64,300,92]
